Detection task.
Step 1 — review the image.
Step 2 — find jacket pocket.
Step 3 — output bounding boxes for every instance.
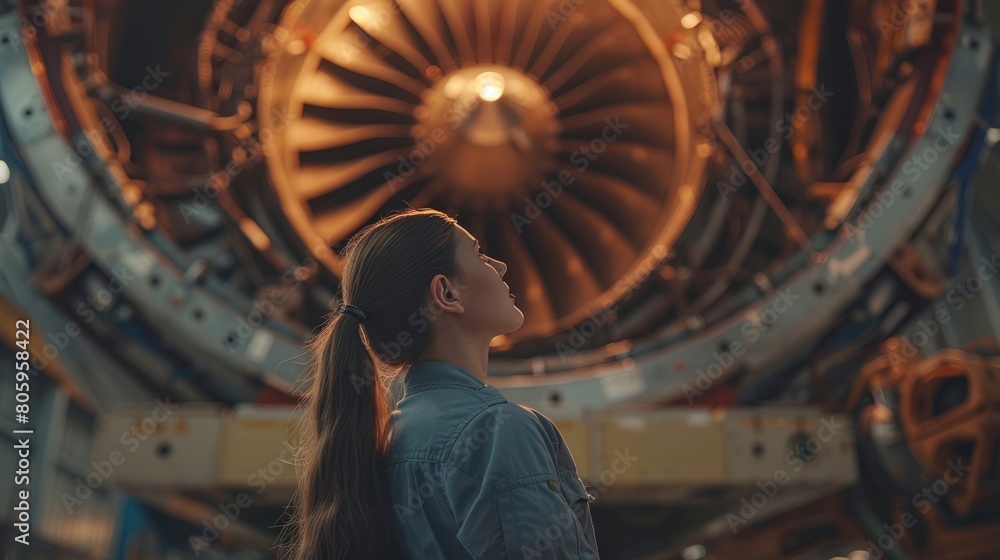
[496,473,594,559]
[557,472,595,505]
[557,472,599,557]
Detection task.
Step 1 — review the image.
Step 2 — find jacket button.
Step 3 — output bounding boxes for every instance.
[548,480,559,492]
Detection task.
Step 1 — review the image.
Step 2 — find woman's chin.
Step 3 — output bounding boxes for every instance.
[502,306,525,333]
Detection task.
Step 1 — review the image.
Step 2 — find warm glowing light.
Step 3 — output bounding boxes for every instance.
[681,544,707,560]
[475,71,505,102]
[681,12,702,29]
[0,160,9,184]
[443,74,467,99]
[348,5,373,25]
[793,143,808,160]
[287,39,306,56]
[240,217,272,251]
[697,28,721,66]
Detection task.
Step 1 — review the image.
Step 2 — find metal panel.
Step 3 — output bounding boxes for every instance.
[724,408,857,485]
[597,409,729,485]
[90,403,224,487]
[216,405,300,501]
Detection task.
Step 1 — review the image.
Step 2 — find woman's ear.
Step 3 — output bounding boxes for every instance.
[428,274,465,314]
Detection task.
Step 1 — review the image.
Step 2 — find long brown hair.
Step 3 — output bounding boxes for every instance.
[276,208,460,559]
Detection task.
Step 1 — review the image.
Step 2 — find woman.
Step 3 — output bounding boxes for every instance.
[278,208,600,559]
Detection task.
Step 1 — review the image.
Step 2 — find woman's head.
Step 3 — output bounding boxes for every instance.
[277,207,521,560]
[417,221,525,359]
[341,208,523,365]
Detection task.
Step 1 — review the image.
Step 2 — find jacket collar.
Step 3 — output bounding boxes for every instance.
[403,360,487,394]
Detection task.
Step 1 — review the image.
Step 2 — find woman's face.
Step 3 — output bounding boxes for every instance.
[444,225,524,336]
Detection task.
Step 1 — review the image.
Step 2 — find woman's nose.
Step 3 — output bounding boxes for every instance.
[493,257,507,275]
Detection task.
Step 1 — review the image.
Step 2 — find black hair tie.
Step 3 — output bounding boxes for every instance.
[337,302,367,324]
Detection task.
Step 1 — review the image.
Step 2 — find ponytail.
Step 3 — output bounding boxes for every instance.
[277,309,396,560]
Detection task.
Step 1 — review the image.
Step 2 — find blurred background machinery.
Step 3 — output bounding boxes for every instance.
[1,0,999,558]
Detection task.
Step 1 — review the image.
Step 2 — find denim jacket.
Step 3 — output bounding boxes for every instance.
[386,360,600,559]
